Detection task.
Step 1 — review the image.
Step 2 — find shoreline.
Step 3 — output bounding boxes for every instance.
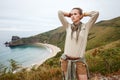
[25,43,61,71]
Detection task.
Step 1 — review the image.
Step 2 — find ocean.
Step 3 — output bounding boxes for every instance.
[0,31,51,69]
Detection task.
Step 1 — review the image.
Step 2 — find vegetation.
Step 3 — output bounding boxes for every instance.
[0,16,120,79]
[86,47,120,75]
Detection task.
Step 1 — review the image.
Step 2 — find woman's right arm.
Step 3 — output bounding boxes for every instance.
[58,10,70,28]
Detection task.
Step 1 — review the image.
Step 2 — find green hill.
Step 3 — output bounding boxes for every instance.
[87,23,120,50]
[11,16,120,51]
[22,16,120,51]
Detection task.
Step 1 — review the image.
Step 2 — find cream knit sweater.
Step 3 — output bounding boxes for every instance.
[58,10,99,58]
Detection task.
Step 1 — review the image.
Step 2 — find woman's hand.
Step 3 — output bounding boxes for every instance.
[83,12,89,17]
[80,12,89,19]
[63,12,71,17]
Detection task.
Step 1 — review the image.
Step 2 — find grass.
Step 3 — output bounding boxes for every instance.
[86,46,120,75]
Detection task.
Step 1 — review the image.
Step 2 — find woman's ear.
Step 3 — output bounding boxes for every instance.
[79,14,83,20]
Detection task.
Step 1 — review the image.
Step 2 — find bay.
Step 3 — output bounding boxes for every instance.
[0,31,50,68]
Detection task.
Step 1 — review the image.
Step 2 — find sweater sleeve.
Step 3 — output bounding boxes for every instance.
[86,11,99,30]
[58,10,69,28]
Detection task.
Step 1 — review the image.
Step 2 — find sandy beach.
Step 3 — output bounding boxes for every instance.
[26,43,61,70]
[39,43,61,57]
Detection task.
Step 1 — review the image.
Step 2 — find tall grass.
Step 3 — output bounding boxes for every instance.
[86,47,120,75]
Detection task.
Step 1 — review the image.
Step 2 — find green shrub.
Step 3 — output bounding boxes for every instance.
[86,47,120,75]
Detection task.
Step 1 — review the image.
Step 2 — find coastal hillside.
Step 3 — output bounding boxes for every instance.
[1,17,120,80]
[24,16,120,50]
[9,16,120,51]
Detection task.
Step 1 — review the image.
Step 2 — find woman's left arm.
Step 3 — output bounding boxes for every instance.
[84,11,99,30]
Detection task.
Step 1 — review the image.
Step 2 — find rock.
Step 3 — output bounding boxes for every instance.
[11,36,20,41]
[5,36,25,47]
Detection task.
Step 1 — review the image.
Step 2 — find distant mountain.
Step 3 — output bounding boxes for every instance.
[10,16,120,51]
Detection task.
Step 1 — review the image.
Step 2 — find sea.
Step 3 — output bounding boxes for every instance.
[0,31,51,69]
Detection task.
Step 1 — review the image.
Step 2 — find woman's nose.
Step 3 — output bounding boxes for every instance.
[71,15,74,18]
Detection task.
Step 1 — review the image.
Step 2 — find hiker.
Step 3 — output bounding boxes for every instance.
[58,7,99,80]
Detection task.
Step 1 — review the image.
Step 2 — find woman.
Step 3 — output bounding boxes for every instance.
[58,7,99,80]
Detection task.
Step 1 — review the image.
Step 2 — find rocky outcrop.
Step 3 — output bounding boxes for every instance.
[5,36,25,47]
[11,36,20,41]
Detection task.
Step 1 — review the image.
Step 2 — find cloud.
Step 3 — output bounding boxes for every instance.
[0,0,120,32]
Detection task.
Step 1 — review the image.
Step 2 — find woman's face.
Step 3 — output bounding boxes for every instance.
[70,9,82,24]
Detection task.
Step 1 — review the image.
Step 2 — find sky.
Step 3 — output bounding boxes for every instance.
[0,0,120,33]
